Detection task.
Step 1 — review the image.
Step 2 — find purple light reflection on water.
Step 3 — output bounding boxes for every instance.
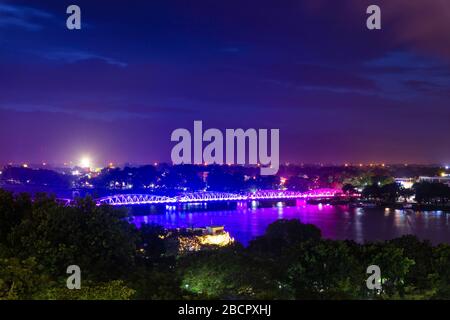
[131,205,450,246]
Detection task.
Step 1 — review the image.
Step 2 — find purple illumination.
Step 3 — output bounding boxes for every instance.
[94,188,357,206]
[132,205,450,246]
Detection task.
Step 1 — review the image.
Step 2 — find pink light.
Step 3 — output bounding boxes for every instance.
[91,188,356,206]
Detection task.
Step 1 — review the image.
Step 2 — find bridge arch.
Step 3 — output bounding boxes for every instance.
[96,194,176,206]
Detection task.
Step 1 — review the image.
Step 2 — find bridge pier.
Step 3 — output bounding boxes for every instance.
[296,199,307,206]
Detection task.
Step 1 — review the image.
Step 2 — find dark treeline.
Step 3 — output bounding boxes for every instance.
[0,164,446,193]
[0,166,71,188]
[0,189,449,300]
[359,182,450,205]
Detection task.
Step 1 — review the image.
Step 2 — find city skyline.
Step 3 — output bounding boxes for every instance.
[1,0,450,165]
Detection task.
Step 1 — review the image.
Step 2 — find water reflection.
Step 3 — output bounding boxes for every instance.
[131,205,450,246]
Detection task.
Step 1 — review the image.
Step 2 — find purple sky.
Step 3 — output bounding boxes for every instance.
[1,0,450,166]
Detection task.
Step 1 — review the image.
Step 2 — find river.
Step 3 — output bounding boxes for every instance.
[131,204,450,246]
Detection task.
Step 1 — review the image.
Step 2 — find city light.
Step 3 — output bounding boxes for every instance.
[198,232,234,246]
[80,157,91,168]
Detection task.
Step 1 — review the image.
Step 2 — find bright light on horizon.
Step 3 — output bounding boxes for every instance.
[80,157,91,168]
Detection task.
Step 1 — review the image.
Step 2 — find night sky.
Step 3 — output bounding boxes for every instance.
[1,0,450,166]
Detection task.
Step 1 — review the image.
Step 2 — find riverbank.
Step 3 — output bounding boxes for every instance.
[353,202,450,212]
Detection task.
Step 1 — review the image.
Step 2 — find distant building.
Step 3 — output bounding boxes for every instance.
[395,178,415,189]
[165,225,234,255]
[418,175,450,187]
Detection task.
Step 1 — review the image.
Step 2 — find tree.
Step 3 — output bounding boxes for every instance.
[39,280,135,300]
[0,167,71,188]
[285,240,364,299]
[206,169,244,192]
[178,245,255,299]
[249,219,321,256]
[9,195,139,282]
[362,243,415,298]
[0,190,31,247]
[389,235,434,291]
[0,257,52,300]
[342,183,356,194]
[137,223,166,263]
[430,244,450,299]
[362,183,381,201]
[130,266,182,300]
[286,176,310,192]
[379,183,401,203]
[413,182,450,205]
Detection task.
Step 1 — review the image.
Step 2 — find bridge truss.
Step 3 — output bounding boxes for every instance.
[94,188,354,206]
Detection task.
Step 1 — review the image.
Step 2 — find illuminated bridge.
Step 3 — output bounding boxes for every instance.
[94,188,356,206]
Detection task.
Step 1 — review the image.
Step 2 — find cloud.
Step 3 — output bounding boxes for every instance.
[404,80,450,97]
[0,3,53,31]
[41,50,128,67]
[362,51,450,99]
[302,0,450,62]
[382,0,450,60]
[0,102,156,121]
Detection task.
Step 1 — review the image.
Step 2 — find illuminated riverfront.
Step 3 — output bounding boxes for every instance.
[132,205,450,246]
[1,0,450,303]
